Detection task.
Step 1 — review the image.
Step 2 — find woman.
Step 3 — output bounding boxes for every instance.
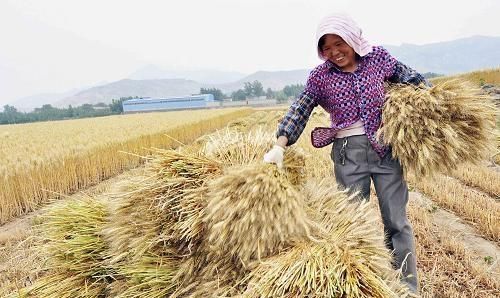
[263,13,430,293]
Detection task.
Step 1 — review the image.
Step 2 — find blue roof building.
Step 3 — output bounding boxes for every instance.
[122,94,217,113]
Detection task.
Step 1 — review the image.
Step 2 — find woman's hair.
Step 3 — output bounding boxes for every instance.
[318,35,327,52]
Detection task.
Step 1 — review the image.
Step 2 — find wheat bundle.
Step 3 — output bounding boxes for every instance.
[103,178,166,265]
[171,250,249,298]
[20,272,107,298]
[104,188,181,297]
[103,150,222,297]
[109,254,179,298]
[104,148,222,265]
[203,163,315,266]
[303,179,386,248]
[242,179,408,298]
[203,128,306,185]
[243,240,408,298]
[24,197,111,297]
[150,149,222,249]
[380,80,497,177]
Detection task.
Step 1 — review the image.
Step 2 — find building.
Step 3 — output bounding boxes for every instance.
[122,94,218,113]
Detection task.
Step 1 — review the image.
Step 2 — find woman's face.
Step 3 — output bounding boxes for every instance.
[320,34,357,72]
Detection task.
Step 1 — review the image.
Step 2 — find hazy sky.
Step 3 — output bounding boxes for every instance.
[1,0,499,105]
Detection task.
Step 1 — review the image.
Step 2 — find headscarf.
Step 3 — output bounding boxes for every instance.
[316,13,372,60]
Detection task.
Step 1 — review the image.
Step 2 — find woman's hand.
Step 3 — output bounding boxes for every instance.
[263,145,285,169]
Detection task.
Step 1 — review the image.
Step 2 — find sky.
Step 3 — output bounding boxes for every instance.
[1,0,499,106]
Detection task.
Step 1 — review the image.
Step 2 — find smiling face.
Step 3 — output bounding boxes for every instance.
[319,34,357,72]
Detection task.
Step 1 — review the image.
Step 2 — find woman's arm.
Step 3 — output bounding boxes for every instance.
[276,135,288,148]
[276,94,317,147]
[264,95,315,168]
[387,61,432,87]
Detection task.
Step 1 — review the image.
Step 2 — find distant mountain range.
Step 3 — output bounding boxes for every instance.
[384,35,500,74]
[128,65,247,84]
[12,35,500,109]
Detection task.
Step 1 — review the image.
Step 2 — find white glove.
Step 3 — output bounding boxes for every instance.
[263,145,285,169]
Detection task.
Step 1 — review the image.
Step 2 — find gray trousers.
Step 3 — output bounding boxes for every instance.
[331,135,418,292]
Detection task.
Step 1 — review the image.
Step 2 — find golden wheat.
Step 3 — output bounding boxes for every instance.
[0,108,251,224]
[380,80,497,177]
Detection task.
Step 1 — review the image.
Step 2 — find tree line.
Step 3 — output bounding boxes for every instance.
[201,81,305,102]
[0,97,132,125]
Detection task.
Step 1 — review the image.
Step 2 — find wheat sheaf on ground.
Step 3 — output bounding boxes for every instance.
[21,198,112,297]
[14,128,411,297]
[380,80,497,177]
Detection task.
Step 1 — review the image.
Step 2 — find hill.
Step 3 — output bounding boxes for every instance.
[385,35,500,74]
[34,36,500,107]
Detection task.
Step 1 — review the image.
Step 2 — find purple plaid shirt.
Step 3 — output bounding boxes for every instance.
[277,46,429,157]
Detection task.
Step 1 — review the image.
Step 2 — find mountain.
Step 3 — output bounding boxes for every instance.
[55,79,207,106]
[383,35,500,74]
[218,69,310,93]
[22,35,500,108]
[9,88,88,111]
[56,70,311,106]
[128,65,247,84]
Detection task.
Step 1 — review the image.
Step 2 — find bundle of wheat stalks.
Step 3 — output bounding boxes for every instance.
[19,129,410,298]
[380,80,497,177]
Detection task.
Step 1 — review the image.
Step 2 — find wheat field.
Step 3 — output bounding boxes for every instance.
[0,108,251,224]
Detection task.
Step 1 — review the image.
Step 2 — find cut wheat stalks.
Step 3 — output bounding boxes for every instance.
[380,80,497,177]
[302,178,388,250]
[237,178,411,298]
[203,128,306,185]
[411,174,500,242]
[103,148,225,297]
[204,163,316,266]
[451,163,500,199]
[171,249,250,298]
[20,197,112,297]
[15,271,108,298]
[149,148,223,249]
[103,148,223,265]
[108,254,179,298]
[243,239,409,298]
[102,178,166,265]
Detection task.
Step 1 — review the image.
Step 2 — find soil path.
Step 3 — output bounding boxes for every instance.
[410,191,500,273]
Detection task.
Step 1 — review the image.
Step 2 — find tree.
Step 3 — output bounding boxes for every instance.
[200,87,225,101]
[67,105,75,118]
[242,80,265,98]
[231,89,247,101]
[109,98,125,114]
[1,105,22,124]
[266,88,274,99]
[243,82,253,97]
[275,91,288,103]
[252,80,264,97]
[283,84,305,98]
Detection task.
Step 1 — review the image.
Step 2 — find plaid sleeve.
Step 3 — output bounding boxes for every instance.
[276,70,321,146]
[277,94,318,146]
[387,61,432,87]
